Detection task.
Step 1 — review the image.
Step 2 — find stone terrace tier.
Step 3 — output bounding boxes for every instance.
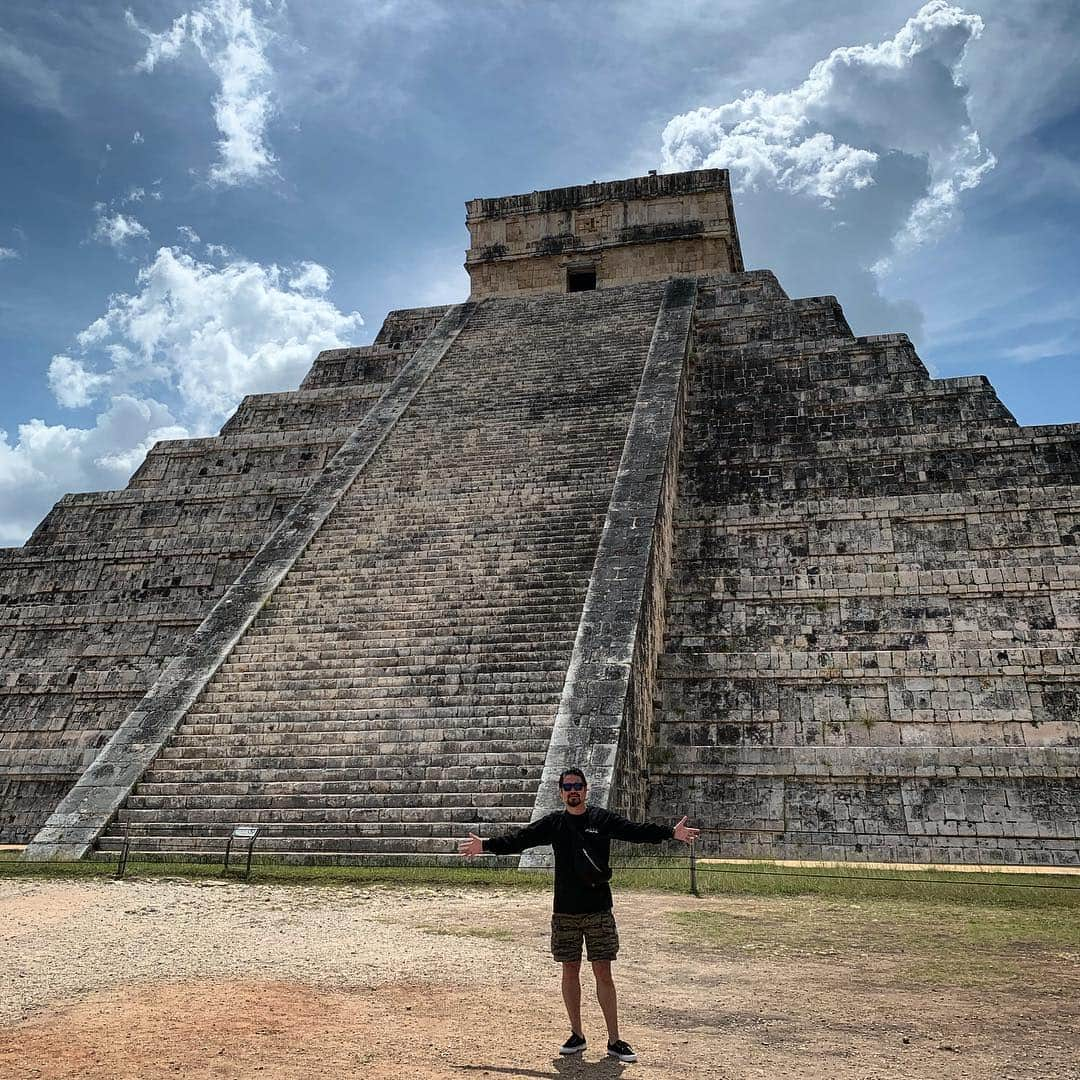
[0,315,435,842]
[646,270,1080,866]
[92,282,665,860]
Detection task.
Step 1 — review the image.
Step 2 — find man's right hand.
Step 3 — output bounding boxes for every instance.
[458,832,484,858]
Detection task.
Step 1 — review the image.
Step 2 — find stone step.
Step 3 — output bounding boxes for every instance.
[138,760,547,784]
[155,737,553,763]
[239,613,580,632]
[189,699,559,714]
[195,669,566,689]
[110,809,530,830]
[217,648,574,668]
[207,651,571,670]
[233,619,579,640]
[132,776,542,797]
[93,834,515,855]
[167,720,552,742]
[91,840,518,865]
[261,572,592,592]
[182,701,558,719]
[121,796,536,816]
[226,634,575,657]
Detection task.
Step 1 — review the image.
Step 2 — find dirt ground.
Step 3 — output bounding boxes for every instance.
[1,876,1078,1080]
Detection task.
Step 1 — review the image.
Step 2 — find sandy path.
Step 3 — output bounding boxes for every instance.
[1,877,1077,1079]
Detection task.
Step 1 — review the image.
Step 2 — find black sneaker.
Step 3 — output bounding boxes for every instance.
[559,1032,587,1055]
[607,1039,637,1063]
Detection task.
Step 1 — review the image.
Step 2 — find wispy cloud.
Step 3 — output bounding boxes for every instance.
[130,11,189,74]
[0,29,65,114]
[1000,337,1074,365]
[0,247,19,261]
[127,0,279,186]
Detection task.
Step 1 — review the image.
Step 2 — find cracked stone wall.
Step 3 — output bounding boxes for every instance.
[647,270,1080,865]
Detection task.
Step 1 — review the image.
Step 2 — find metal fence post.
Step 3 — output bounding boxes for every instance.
[115,822,130,880]
[689,840,699,897]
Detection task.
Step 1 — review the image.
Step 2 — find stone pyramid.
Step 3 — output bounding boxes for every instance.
[2,169,1077,866]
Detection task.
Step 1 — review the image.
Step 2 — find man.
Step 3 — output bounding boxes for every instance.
[458,767,699,1064]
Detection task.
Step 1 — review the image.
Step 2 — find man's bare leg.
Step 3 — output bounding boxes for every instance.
[561,961,583,1035]
[591,960,619,1042]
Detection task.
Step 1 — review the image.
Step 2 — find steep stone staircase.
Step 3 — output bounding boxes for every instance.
[94,282,664,860]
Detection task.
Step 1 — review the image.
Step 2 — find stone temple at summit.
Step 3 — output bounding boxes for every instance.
[2,168,1078,867]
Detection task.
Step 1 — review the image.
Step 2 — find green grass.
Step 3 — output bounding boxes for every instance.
[670,895,1080,986]
[609,853,1080,911]
[2,849,1078,912]
[635,858,1080,909]
[0,851,554,890]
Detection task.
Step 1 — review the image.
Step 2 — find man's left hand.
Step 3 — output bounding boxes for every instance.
[672,816,700,844]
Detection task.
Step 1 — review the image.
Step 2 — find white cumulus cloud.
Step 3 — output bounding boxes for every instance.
[47,355,109,409]
[128,0,279,186]
[0,247,19,261]
[92,205,150,250]
[661,1,993,268]
[0,243,362,545]
[73,246,362,423]
[0,396,188,546]
[132,129,144,144]
[288,261,331,293]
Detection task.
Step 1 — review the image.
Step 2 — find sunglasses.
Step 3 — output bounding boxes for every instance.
[560,782,585,791]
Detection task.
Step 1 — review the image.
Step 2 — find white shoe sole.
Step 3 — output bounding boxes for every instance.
[560,1044,586,1055]
[608,1050,637,1062]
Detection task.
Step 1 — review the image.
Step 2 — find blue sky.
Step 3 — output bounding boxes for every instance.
[0,0,1077,543]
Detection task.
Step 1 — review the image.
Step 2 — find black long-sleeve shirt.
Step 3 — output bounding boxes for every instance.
[482,805,674,914]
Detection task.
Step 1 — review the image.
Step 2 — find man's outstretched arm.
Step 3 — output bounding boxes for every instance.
[458,814,556,858]
[601,810,700,845]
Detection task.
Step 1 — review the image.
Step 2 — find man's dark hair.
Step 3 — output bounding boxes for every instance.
[558,767,587,787]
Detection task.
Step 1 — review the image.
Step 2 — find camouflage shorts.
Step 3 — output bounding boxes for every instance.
[550,910,619,963]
